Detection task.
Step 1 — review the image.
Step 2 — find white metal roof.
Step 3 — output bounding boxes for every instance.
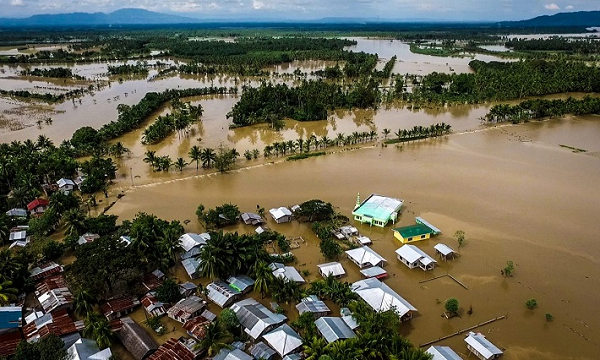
[352,278,417,317]
[5,208,27,217]
[213,348,253,360]
[315,317,356,343]
[434,243,455,256]
[231,298,287,340]
[465,332,503,359]
[395,245,437,265]
[57,178,75,188]
[182,258,202,279]
[269,207,292,220]
[179,233,210,252]
[360,266,387,278]
[426,346,462,360]
[345,246,386,267]
[356,236,372,245]
[263,324,303,357]
[317,262,346,278]
[269,263,305,283]
[416,217,442,234]
[9,231,26,241]
[206,281,240,308]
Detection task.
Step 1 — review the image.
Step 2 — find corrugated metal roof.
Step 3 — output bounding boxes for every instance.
[426,345,462,360]
[182,258,202,279]
[351,278,417,317]
[359,266,387,278]
[269,263,305,283]
[179,233,209,252]
[67,338,113,360]
[395,245,436,265]
[213,348,253,360]
[282,354,303,360]
[465,332,503,359]
[250,341,276,360]
[207,281,241,308]
[296,296,330,316]
[352,194,403,221]
[262,324,303,357]
[434,243,455,256]
[345,246,386,267]
[5,208,27,217]
[269,207,292,220]
[314,317,356,343]
[416,217,442,234]
[9,231,26,241]
[393,224,433,238]
[231,299,287,340]
[317,262,346,278]
[227,275,255,292]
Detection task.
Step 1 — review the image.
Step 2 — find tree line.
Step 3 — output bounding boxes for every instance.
[141,99,203,145]
[505,38,600,55]
[483,96,600,123]
[20,67,85,80]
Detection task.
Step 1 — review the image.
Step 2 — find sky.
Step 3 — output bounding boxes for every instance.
[0,0,599,21]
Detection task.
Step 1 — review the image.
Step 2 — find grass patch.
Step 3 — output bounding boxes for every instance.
[559,144,587,153]
[287,151,326,161]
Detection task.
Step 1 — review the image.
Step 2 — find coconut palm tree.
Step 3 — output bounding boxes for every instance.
[83,312,114,350]
[189,145,202,171]
[196,320,231,357]
[158,225,183,266]
[73,288,96,317]
[200,148,216,169]
[174,157,187,172]
[36,135,53,150]
[198,243,225,280]
[335,133,345,147]
[0,280,17,305]
[0,215,9,245]
[251,260,273,299]
[143,150,157,170]
[382,128,391,139]
[63,208,86,237]
[304,336,328,360]
[369,130,378,141]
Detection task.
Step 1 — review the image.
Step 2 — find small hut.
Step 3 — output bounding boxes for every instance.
[434,243,458,261]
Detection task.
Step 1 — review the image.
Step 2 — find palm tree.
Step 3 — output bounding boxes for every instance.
[62,208,86,237]
[36,134,53,150]
[83,312,114,350]
[109,142,130,158]
[0,280,18,305]
[304,336,327,360]
[335,133,345,147]
[174,157,187,172]
[0,215,9,245]
[200,148,216,169]
[198,243,225,280]
[158,225,183,266]
[252,149,260,159]
[369,130,378,141]
[73,288,96,317]
[251,260,273,299]
[143,150,157,170]
[196,320,231,357]
[189,145,202,171]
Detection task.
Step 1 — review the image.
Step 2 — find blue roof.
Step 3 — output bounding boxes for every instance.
[0,307,22,329]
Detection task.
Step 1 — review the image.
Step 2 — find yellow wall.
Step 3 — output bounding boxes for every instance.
[393,231,430,244]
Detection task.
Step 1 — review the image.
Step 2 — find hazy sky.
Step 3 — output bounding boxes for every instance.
[1,0,599,21]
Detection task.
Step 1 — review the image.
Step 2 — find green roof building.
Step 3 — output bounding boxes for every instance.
[352,193,404,227]
[392,224,434,244]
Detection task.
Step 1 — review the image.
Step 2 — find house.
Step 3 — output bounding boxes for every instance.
[77,233,100,246]
[22,309,84,343]
[425,345,462,360]
[146,337,201,360]
[241,212,264,225]
[230,298,287,340]
[356,235,372,245]
[359,266,388,279]
[227,275,255,294]
[182,258,202,280]
[35,274,68,295]
[178,282,198,298]
[8,239,30,249]
[30,262,63,281]
[0,330,22,358]
[201,309,217,322]
[296,295,330,318]
[250,342,277,360]
[317,262,346,279]
[141,270,165,293]
[345,246,386,269]
[5,208,27,217]
[118,317,158,360]
[352,193,403,227]
[283,354,303,360]
[395,245,437,271]
[213,348,253,360]
[57,178,76,193]
[434,243,458,261]
[269,207,293,224]
[416,217,442,234]
[100,295,141,321]
[9,230,27,242]
[314,317,356,343]
[351,278,417,321]
[392,224,434,244]
[179,233,210,252]
[38,287,73,313]
[67,338,113,360]
[183,316,212,341]
[340,308,359,331]
[206,280,241,308]
[141,294,167,318]
[269,263,305,283]
[119,236,132,247]
[262,324,303,357]
[0,306,22,330]
[167,296,205,323]
[27,198,49,217]
[464,332,503,360]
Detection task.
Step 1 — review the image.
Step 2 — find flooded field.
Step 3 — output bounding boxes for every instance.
[106,116,600,360]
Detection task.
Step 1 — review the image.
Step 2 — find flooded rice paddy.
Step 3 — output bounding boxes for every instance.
[2,37,600,359]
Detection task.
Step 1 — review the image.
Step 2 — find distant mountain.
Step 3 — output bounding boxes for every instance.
[0,8,200,27]
[498,11,600,28]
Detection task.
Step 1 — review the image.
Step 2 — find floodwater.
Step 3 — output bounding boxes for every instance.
[106,116,600,359]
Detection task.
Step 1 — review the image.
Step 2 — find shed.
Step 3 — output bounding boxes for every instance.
[9,230,27,242]
[38,287,73,313]
[434,243,458,261]
[295,295,331,318]
[352,193,403,227]
[183,316,211,341]
[5,208,27,217]
[345,246,386,268]
[141,294,167,318]
[100,295,140,321]
[146,337,201,360]
[178,282,198,298]
[167,296,205,323]
[269,263,305,283]
[317,262,346,279]
[356,235,372,245]
[392,224,434,244]
[227,275,255,294]
[179,233,210,252]
[241,213,264,226]
[182,258,202,279]
[250,342,276,360]
[359,266,388,279]
[213,348,253,360]
[0,306,22,330]
[352,278,417,321]
[395,245,437,271]
[464,332,503,360]
[314,317,356,343]
[206,280,241,308]
[141,269,165,293]
[269,207,293,223]
[57,178,76,192]
[426,345,462,360]
[262,324,303,357]
[118,317,158,360]
[22,309,84,343]
[77,233,100,246]
[27,198,49,216]
[30,262,63,281]
[67,338,113,360]
[230,298,287,340]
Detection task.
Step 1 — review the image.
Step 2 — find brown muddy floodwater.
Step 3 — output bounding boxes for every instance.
[106,116,600,360]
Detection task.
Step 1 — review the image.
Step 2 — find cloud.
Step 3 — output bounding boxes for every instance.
[544,3,560,10]
[10,0,24,5]
[252,0,265,9]
[565,5,573,9]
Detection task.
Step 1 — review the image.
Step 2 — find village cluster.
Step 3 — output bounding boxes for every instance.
[1,185,503,360]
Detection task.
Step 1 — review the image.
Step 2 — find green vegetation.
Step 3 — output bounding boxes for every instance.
[484,96,600,124]
[546,313,554,321]
[20,67,85,80]
[445,297,460,314]
[559,144,587,153]
[454,230,465,248]
[142,99,203,144]
[503,260,515,277]
[385,123,452,144]
[13,334,67,360]
[526,298,538,310]
[287,152,327,161]
[506,38,600,55]
[155,277,183,304]
[196,203,240,229]
[107,62,149,76]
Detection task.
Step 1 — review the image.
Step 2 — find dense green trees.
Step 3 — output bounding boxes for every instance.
[107,62,149,76]
[20,67,84,80]
[13,334,67,360]
[142,100,203,145]
[484,96,600,123]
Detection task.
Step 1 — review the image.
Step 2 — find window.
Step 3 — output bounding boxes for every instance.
[407,237,413,241]
[420,235,426,239]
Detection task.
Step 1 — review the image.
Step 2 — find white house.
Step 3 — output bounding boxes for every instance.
[317,262,346,278]
[464,332,503,360]
[269,207,293,223]
[352,278,417,322]
[425,346,462,360]
[270,263,305,283]
[57,178,76,193]
[395,245,437,271]
[345,246,386,269]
